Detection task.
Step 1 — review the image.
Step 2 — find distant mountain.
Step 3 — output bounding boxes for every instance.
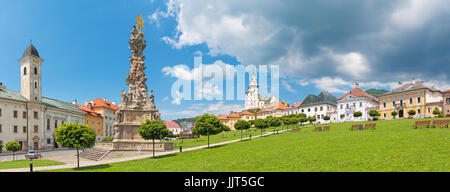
[302,91,337,105]
[173,117,197,129]
[365,89,388,97]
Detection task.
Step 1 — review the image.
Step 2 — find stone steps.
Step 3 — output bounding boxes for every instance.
[79,148,110,161]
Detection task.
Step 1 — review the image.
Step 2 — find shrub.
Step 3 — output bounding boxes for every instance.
[353,111,363,118]
[5,141,21,161]
[101,137,114,142]
[408,110,416,116]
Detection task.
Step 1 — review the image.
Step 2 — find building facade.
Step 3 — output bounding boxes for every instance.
[245,72,278,110]
[379,79,443,119]
[337,83,379,122]
[284,92,337,124]
[0,43,84,150]
[76,103,103,142]
[165,121,182,135]
[256,102,289,119]
[90,98,119,138]
[444,90,450,117]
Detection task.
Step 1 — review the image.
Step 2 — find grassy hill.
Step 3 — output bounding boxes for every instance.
[365,89,389,97]
[49,118,449,172]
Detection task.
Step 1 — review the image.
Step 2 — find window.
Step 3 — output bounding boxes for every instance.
[360,102,362,107]
[47,139,51,144]
[23,111,27,119]
[315,107,318,112]
[55,120,58,129]
[320,107,323,111]
[383,102,386,108]
[0,124,2,133]
[24,67,27,75]
[0,108,2,117]
[340,104,343,109]
[392,101,395,106]
[34,67,37,75]
[23,126,26,133]
[33,111,38,119]
[418,97,421,104]
[384,113,386,118]
[34,82,37,89]
[14,126,18,133]
[410,98,413,105]
[13,111,18,118]
[418,109,421,114]
[308,108,311,112]
[34,125,38,133]
[87,120,90,124]
[47,119,50,130]
[446,98,450,105]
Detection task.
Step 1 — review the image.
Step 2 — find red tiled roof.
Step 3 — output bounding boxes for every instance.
[217,115,229,120]
[444,89,450,93]
[337,88,379,103]
[76,104,103,117]
[228,113,242,118]
[262,102,289,111]
[240,111,254,115]
[164,121,181,128]
[92,98,120,111]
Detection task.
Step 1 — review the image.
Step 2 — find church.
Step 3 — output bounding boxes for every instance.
[245,72,278,110]
[0,43,85,150]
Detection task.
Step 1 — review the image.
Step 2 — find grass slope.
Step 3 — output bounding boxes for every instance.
[0,159,65,169]
[50,118,449,172]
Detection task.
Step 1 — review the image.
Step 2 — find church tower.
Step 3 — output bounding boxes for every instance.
[19,42,43,102]
[245,72,260,109]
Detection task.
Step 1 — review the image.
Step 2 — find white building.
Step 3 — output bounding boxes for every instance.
[245,72,278,110]
[337,83,379,122]
[0,43,84,150]
[165,121,183,135]
[283,92,338,124]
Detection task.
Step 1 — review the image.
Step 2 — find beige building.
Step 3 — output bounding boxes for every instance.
[443,90,450,117]
[379,79,443,119]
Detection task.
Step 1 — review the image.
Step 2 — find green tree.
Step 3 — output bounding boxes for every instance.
[391,111,398,119]
[368,110,380,119]
[193,114,223,148]
[5,141,21,161]
[234,120,251,140]
[138,120,173,158]
[353,111,363,119]
[433,108,441,117]
[55,123,96,168]
[266,116,282,128]
[254,118,269,136]
[324,116,330,124]
[220,123,231,137]
[299,117,308,125]
[0,143,3,153]
[408,110,416,116]
[308,116,317,124]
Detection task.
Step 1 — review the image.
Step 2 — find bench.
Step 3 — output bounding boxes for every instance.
[364,123,376,130]
[350,124,361,131]
[413,120,431,129]
[431,120,450,128]
[314,127,322,131]
[323,126,330,131]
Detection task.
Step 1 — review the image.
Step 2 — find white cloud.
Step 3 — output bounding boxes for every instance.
[160,101,244,119]
[281,80,295,93]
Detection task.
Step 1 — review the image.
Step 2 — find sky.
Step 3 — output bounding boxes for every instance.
[1,0,449,120]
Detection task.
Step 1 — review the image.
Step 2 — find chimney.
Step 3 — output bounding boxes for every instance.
[355,82,360,89]
[412,78,416,85]
[87,102,93,110]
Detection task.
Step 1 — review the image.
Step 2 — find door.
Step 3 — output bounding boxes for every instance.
[399,110,404,118]
[34,142,39,150]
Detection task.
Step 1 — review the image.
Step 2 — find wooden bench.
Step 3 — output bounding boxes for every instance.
[364,123,376,130]
[314,127,322,131]
[413,120,431,129]
[350,124,361,131]
[323,126,330,131]
[431,120,450,128]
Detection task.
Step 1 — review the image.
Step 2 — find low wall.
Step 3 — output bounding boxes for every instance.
[95,140,174,151]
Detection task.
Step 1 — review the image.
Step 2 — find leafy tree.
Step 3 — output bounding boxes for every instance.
[353,111,363,118]
[55,123,96,168]
[193,114,223,148]
[234,120,251,140]
[433,108,441,117]
[297,113,307,118]
[5,141,21,160]
[408,110,416,116]
[299,117,308,125]
[266,116,282,128]
[391,111,398,119]
[308,116,316,124]
[368,110,380,118]
[248,120,255,127]
[254,119,269,136]
[138,120,172,158]
[324,116,330,124]
[290,117,300,128]
[0,143,3,153]
[220,123,231,137]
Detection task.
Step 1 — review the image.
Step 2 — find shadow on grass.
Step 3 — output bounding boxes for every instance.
[204,145,227,150]
[154,153,178,159]
[71,164,113,171]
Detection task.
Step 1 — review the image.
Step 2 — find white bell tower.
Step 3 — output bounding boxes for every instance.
[19,42,43,102]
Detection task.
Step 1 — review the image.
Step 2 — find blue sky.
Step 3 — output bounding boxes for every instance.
[1,0,449,120]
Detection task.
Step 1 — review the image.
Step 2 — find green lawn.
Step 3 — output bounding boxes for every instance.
[49,118,449,172]
[0,159,65,169]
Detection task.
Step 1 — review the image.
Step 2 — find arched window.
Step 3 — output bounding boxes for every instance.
[34,82,37,89]
[54,120,58,129]
[24,67,27,75]
[34,67,37,75]
[47,119,50,130]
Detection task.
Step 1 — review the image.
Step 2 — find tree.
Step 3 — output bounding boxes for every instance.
[193,114,223,148]
[308,116,316,124]
[266,116,282,128]
[391,111,398,119]
[324,116,330,124]
[299,117,308,125]
[5,141,21,160]
[220,123,231,137]
[254,118,269,136]
[368,110,380,119]
[353,111,363,119]
[234,120,251,140]
[55,123,96,168]
[408,110,416,116]
[138,120,172,158]
[0,143,3,153]
[433,108,441,117]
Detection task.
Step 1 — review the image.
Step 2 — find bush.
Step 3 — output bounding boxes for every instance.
[101,137,114,142]
[391,111,398,117]
[408,110,416,116]
[324,116,330,121]
[0,144,3,153]
[353,111,363,118]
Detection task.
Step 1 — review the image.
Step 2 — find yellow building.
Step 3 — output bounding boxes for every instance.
[90,98,120,138]
[76,103,103,141]
[379,79,443,119]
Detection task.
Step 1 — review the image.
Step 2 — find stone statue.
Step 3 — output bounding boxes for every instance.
[154,110,160,120]
[149,90,154,104]
[121,90,127,106]
[114,126,120,139]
